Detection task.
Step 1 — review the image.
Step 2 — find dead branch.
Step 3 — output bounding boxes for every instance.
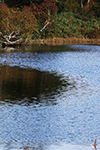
[0,32,23,47]
[40,21,50,32]
[40,8,51,32]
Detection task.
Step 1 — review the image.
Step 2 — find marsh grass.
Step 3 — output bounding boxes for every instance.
[31,37,100,46]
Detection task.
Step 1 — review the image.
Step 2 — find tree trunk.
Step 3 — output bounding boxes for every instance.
[80,0,83,8]
[87,0,90,3]
[40,8,51,32]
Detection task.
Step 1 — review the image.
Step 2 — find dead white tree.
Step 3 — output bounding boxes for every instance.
[40,8,52,44]
[0,31,23,47]
[80,0,90,8]
[87,0,90,3]
[80,0,83,8]
[40,9,51,32]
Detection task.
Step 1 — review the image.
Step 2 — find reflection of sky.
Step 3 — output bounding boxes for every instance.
[0,45,100,94]
[0,45,100,78]
[0,45,100,149]
[48,143,95,150]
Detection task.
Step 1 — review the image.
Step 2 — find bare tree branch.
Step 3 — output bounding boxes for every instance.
[40,21,50,32]
[0,32,23,47]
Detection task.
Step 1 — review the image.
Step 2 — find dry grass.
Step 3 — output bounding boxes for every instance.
[31,38,100,46]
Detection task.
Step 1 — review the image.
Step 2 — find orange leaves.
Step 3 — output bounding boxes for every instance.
[0,3,37,38]
[87,27,100,39]
[31,0,57,23]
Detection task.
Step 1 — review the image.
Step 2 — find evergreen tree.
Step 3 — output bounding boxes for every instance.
[4,0,31,7]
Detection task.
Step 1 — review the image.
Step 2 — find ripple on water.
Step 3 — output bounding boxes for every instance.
[0,45,100,149]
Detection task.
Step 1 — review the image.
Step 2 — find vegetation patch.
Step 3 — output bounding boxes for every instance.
[0,0,100,46]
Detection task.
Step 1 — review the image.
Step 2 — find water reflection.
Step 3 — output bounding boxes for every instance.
[18,44,100,53]
[47,143,97,150]
[0,45,100,150]
[0,65,74,106]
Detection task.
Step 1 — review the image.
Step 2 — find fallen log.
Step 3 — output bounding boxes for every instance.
[0,32,23,47]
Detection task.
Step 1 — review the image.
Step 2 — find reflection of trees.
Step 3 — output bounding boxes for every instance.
[0,66,64,105]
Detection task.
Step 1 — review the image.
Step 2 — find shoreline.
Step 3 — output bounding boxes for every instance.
[29,38,100,46]
[1,38,100,48]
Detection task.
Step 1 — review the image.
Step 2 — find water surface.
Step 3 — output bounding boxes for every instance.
[0,45,100,149]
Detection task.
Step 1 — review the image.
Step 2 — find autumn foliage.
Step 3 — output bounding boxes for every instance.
[0,3,37,39]
[31,0,57,25]
[87,28,100,39]
[0,1,100,41]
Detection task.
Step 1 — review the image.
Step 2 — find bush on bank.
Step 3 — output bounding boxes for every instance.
[41,12,100,39]
[0,2,100,43]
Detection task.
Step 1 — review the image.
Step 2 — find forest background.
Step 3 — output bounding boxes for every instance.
[0,0,100,44]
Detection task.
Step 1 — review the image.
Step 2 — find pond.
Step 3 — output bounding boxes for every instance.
[0,44,100,150]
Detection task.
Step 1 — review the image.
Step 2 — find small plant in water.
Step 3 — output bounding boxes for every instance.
[93,139,97,148]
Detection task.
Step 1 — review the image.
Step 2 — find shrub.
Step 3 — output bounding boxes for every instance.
[87,27,100,39]
[0,3,37,39]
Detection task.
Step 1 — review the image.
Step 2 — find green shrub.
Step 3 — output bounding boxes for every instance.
[87,28,100,39]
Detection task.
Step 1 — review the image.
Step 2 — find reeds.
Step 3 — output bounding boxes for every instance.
[31,38,100,46]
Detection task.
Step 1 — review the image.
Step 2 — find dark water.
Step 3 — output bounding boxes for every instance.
[0,45,100,149]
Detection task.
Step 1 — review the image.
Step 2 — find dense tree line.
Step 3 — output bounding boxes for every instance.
[1,0,100,20]
[0,0,100,46]
[1,0,100,18]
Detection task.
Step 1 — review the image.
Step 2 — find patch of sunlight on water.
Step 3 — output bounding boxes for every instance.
[0,45,100,149]
[0,143,98,150]
[47,143,96,150]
